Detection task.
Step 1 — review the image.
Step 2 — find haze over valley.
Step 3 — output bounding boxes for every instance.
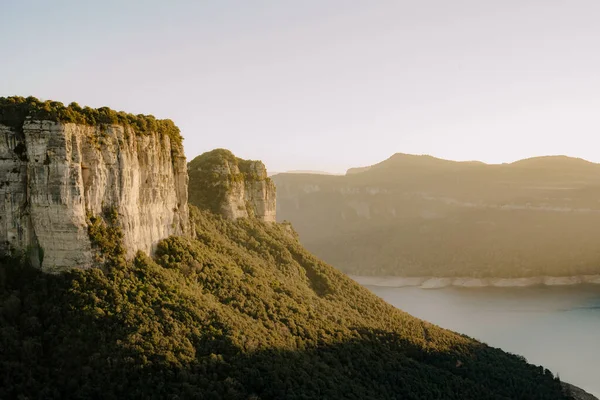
[274,153,600,279]
[3,1,600,399]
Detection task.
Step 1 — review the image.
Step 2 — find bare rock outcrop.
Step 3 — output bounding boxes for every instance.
[0,119,190,271]
[188,149,276,222]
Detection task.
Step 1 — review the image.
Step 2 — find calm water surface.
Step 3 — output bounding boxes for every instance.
[366,284,600,397]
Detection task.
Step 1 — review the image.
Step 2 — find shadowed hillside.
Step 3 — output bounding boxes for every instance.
[0,206,571,399]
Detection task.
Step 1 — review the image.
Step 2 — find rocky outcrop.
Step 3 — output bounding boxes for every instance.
[188,149,276,222]
[0,119,190,271]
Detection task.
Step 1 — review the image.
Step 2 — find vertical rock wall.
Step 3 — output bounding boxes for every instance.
[0,119,190,271]
[188,149,276,222]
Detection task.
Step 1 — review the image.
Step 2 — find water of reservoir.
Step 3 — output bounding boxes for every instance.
[365,284,600,398]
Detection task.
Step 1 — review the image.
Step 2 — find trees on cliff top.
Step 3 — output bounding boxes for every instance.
[0,96,182,145]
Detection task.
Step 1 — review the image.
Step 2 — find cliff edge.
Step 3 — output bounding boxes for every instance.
[188,149,276,222]
[0,97,190,271]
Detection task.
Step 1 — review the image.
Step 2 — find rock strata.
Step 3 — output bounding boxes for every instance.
[188,149,276,222]
[0,119,190,271]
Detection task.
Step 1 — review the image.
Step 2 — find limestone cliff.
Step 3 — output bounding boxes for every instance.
[188,149,276,222]
[0,104,190,271]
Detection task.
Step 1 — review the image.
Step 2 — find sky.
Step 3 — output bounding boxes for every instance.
[2,0,600,174]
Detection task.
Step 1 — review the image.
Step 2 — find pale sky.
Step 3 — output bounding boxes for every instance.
[2,0,600,173]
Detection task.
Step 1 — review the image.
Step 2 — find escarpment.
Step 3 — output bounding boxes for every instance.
[188,149,276,222]
[272,153,600,278]
[0,97,190,271]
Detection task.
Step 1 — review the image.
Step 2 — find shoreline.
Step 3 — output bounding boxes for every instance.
[349,274,600,289]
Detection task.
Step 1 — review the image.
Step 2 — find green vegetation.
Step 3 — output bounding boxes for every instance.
[0,205,570,399]
[87,207,127,267]
[273,153,600,277]
[188,149,273,214]
[187,149,239,214]
[0,96,182,146]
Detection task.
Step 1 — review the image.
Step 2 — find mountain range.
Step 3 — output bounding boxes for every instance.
[273,153,600,278]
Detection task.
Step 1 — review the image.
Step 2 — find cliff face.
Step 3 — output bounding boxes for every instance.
[188,149,276,222]
[217,160,276,221]
[0,119,190,271]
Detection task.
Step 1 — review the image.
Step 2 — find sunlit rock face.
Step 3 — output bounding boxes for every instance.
[239,161,277,222]
[188,149,276,223]
[213,160,276,222]
[0,120,190,271]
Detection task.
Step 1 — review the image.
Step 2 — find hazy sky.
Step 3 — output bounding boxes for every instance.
[2,1,600,173]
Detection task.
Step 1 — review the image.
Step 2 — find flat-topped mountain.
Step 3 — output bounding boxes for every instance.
[273,153,600,277]
[0,97,190,271]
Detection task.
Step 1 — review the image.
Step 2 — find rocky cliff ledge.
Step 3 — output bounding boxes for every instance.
[188,149,276,222]
[0,97,190,271]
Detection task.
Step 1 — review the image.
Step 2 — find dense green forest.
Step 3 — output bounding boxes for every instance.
[0,205,570,399]
[273,153,600,277]
[0,96,182,145]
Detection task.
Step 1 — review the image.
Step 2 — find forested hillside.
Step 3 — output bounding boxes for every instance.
[273,153,600,277]
[0,206,570,399]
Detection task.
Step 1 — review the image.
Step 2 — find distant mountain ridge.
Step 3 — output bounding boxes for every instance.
[351,153,598,174]
[273,153,600,278]
[509,155,597,170]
